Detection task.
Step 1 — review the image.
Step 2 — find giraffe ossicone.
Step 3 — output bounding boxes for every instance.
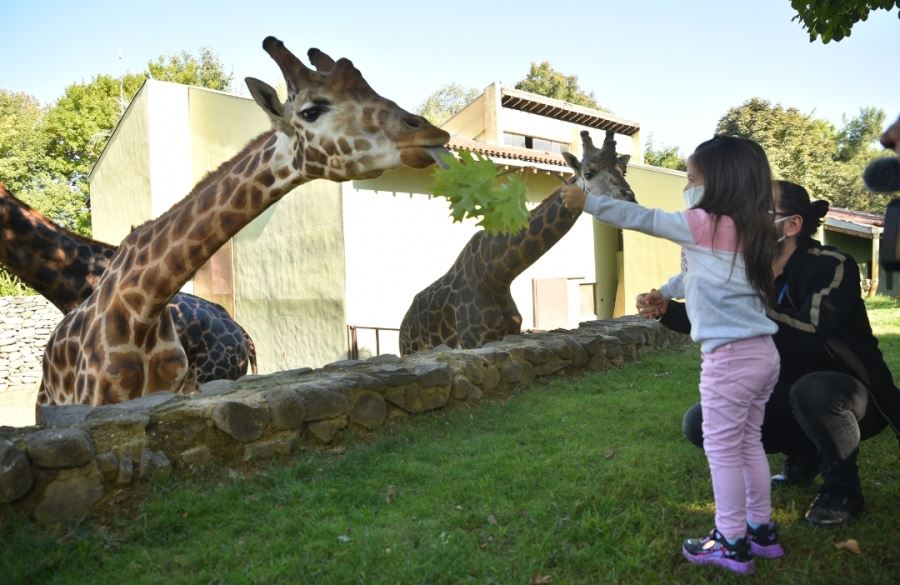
[38,37,450,409]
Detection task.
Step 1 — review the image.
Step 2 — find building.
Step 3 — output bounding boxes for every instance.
[89,79,688,372]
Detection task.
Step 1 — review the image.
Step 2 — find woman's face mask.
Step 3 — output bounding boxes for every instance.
[774,214,798,243]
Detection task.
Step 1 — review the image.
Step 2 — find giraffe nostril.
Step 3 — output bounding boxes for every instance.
[404,116,421,129]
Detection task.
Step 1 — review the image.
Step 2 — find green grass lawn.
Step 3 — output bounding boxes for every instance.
[2,299,899,584]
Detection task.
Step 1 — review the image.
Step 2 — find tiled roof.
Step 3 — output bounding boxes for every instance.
[826,207,884,228]
[500,87,640,136]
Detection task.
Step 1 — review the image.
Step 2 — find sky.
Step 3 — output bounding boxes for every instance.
[2,0,899,156]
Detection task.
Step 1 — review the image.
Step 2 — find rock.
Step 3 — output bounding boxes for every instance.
[198,379,239,397]
[300,387,350,422]
[138,449,171,478]
[0,436,32,503]
[23,428,95,469]
[179,445,214,467]
[211,401,271,443]
[37,405,93,427]
[306,416,348,444]
[265,388,306,430]
[349,392,386,430]
[32,462,104,524]
[243,435,295,461]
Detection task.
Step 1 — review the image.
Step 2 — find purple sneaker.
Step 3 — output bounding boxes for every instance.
[748,521,785,558]
[682,528,755,575]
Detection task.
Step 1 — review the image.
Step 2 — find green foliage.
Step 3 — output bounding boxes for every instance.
[432,151,529,234]
[0,268,36,296]
[417,83,480,126]
[146,47,233,91]
[717,98,892,213]
[0,91,45,194]
[791,0,900,43]
[0,48,234,250]
[515,61,603,110]
[643,135,687,171]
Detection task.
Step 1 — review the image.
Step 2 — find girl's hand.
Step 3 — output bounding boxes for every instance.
[560,185,587,210]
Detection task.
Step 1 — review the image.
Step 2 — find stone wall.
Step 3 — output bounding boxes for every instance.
[0,316,688,524]
[0,296,63,393]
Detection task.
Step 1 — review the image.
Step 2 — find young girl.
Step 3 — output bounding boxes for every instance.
[561,135,780,575]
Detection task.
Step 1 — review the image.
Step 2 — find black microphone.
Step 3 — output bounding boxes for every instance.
[863,156,900,193]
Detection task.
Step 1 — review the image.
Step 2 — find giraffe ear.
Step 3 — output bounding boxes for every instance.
[246,77,284,119]
[617,154,631,175]
[562,151,581,173]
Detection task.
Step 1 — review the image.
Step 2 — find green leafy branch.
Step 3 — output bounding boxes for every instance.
[431,150,529,235]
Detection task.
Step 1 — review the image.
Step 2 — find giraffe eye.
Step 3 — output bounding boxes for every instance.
[584,171,596,180]
[300,107,323,122]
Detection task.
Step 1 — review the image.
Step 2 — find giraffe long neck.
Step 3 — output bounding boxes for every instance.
[0,188,115,313]
[475,186,581,290]
[108,130,306,323]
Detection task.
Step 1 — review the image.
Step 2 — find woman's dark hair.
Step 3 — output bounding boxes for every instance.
[775,180,829,239]
[691,135,776,304]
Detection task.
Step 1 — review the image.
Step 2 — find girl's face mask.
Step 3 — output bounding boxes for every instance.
[683,185,704,208]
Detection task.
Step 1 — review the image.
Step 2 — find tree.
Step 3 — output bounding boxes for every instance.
[147,47,233,91]
[790,0,900,43]
[0,91,46,194]
[716,98,890,213]
[417,83,480,126]
[644,134,687,171]
[515,62,603,110]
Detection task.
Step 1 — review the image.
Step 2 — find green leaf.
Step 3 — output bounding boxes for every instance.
[431,150,529,235]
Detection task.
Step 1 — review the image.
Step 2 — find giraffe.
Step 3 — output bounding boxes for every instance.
[37,37,450,408]
[399,130,634,354]
[0,183,257,382]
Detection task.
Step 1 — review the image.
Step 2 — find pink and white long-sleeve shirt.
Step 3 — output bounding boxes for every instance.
[583,195,776,352]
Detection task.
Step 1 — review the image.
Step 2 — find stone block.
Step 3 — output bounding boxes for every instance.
[24,428,95,468]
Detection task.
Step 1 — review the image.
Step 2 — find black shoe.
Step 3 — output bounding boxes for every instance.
[772,452,821,486]
[805,490,864,526]
[747,521,784,559]
[682,528,755,575]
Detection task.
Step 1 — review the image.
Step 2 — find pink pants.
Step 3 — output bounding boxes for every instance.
[700,335,780,539]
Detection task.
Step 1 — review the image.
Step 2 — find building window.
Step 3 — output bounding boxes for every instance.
[503,132,564,153]
[503,132,526,148]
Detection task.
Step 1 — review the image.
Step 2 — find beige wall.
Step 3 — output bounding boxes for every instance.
[620,164,687,312]
[89,82,153,245]
[187,88,347,372]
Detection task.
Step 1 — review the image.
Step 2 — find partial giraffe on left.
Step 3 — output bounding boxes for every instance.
[0,182,257,382]
[37,37,449,409]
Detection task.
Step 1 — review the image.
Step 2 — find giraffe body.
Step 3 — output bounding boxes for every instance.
[0,183,256,383]
[399,130,634,354]
[38,37,449,407]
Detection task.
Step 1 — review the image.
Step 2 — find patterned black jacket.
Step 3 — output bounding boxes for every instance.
[661,237,900,442]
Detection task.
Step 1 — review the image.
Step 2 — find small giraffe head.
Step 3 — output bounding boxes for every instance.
[245,37,450,181]
[562,130,636,202]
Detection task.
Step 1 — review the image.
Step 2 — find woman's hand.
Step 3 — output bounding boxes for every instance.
[560,185,587,211]
[636,288,668,320]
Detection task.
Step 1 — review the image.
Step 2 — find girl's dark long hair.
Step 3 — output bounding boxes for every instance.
[691,135,776,304]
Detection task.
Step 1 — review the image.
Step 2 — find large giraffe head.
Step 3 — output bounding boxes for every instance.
[562,130,636,202]
[245,37,450,181]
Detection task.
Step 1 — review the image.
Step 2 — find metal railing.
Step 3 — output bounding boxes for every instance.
[346,325,400,360]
